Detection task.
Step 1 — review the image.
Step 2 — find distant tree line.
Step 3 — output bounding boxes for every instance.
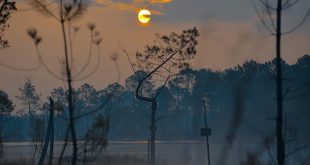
[1,55,310,143]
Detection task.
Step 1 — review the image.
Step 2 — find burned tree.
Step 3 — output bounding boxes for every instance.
[25,0,107,163]
[122,28,199,165]
[252,0,310,164]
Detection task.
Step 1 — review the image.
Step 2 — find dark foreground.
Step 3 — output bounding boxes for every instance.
[1,141,306,165]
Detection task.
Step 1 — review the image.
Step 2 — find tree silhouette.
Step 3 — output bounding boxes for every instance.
[25,0,110,163]
[0,55,310,163]
[78,114,108,163]
[122,27,199,165]
[15,80,44,162]
[16,79,41,116]
[0,89,14,157]
[125,70,154,95]
[0,0,16,48]
[252,0,310,164]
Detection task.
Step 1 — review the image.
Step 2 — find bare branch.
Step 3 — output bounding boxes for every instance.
[35,46,65,81]
[0,60,40,71]
[282,8,310,35]
[73,45,101,82]
[282,0,300,9]
[72,30,94,78]
[155,113,168,123]
[12,1,53,12]
[118,42,140,79]
[29,0,60,21]
[265,4,277,31]
[251,0,276,35]
[135,41,190,102]
[138,40,191,86]
[258,0,277,10]
[285,143,310,157]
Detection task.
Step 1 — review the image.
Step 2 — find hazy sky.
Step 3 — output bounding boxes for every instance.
[0,0,310,101]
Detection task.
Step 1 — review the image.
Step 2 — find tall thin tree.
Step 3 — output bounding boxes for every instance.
[252,0,310,164]
[26,0,103,163]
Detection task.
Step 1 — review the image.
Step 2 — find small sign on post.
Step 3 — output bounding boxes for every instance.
[200,127,212,136]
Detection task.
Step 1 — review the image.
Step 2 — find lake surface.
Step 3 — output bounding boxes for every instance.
[2,141,303,165]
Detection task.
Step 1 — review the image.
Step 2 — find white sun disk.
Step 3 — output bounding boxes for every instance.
[138,9,151,24]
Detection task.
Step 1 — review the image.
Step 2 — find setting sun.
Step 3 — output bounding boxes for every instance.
[1,0,310,164]
[138,9,151,24]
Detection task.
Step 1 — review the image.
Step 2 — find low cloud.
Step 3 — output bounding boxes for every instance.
[95,0,172,15]
[148,0,172,4]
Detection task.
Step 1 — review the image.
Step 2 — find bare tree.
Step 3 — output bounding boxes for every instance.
[121,28,199,165]
[26,0,105,164]
[252,0,310,164]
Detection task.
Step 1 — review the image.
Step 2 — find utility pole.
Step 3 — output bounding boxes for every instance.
[201,98,211,165]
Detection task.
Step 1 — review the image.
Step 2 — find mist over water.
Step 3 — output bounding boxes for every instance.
[1,141,254,165]
[1,56,310,164]
[3,141,308,164]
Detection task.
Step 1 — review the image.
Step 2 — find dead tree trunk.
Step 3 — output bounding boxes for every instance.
[38,98,54,165]
[60,19,78,165]
[49,98,54,165]
[276,0,285,165]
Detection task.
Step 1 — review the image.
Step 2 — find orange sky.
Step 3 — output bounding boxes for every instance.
[0,0,310,101]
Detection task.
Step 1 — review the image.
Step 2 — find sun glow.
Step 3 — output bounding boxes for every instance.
[138,9,151,24]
